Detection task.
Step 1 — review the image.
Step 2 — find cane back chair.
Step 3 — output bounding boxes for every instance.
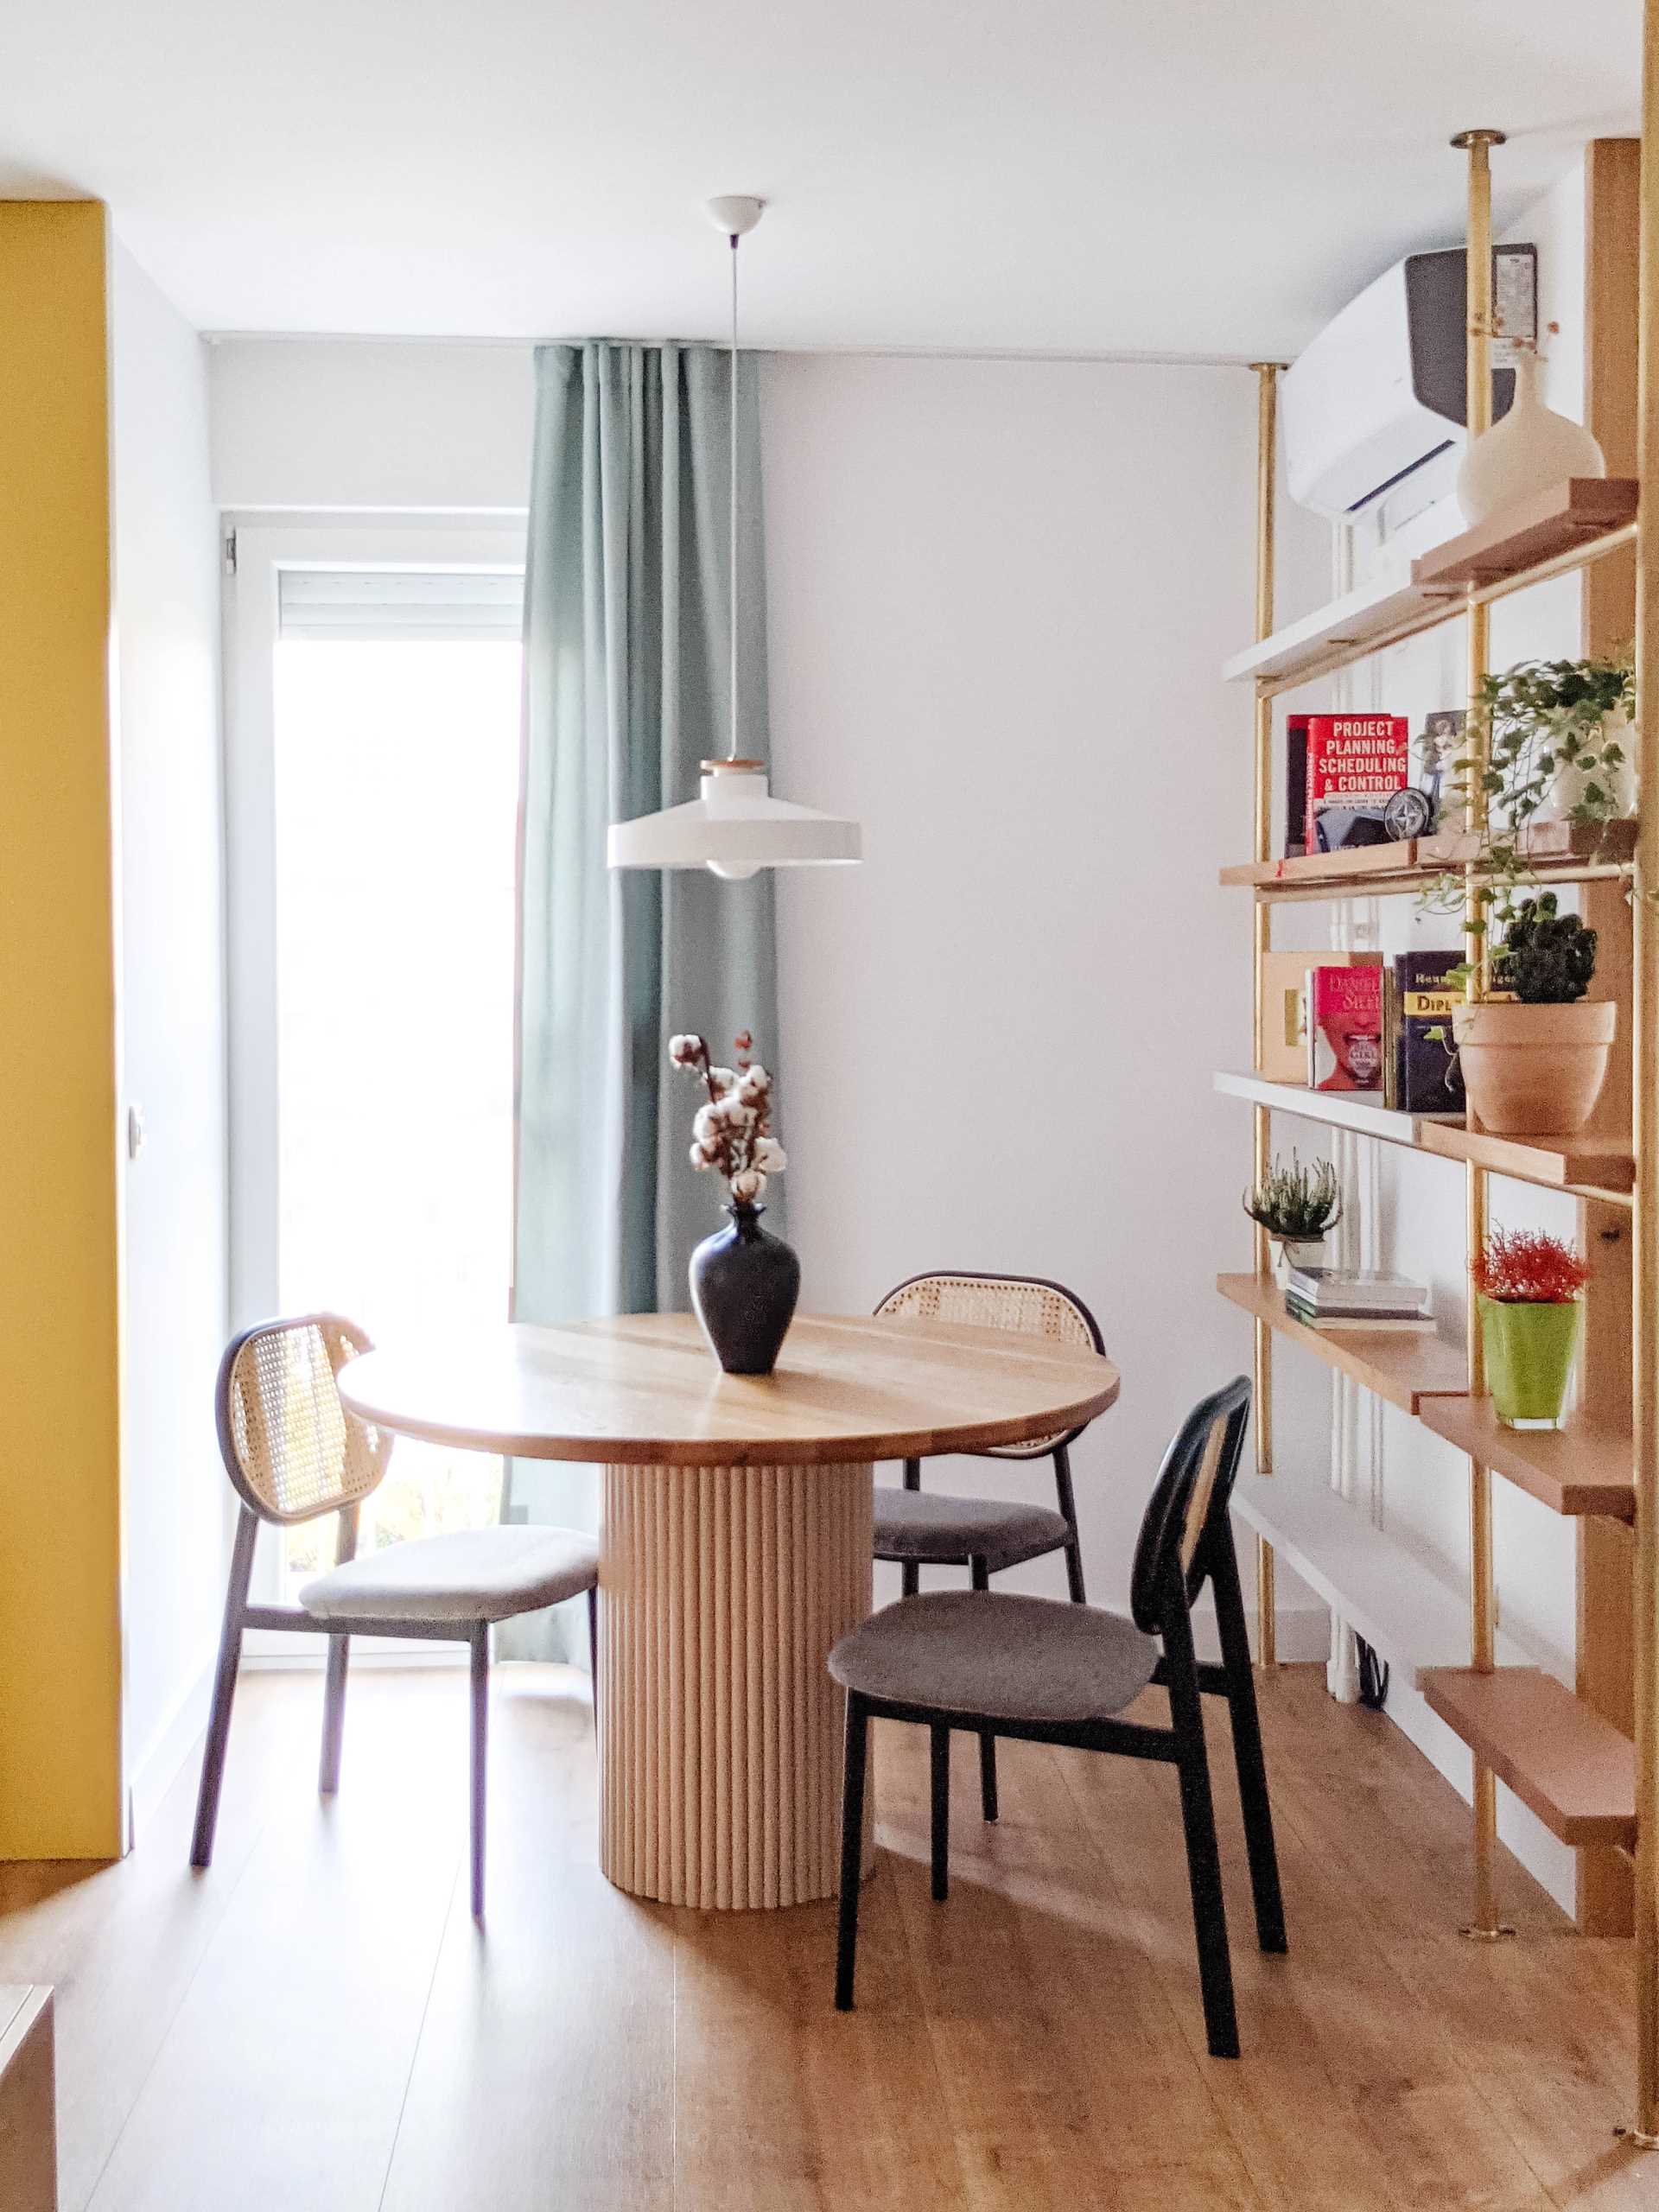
[872,1271,1107,1821]
[190,1314,600,1916]
[830,1375,1286,2059]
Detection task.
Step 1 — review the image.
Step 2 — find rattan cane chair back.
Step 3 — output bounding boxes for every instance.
[874,1272,1106,1458]
[216,1313,391,1527]
[1128,1374,1251,1637]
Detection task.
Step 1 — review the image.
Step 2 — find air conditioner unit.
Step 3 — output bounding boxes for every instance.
[1283,245,1535,519]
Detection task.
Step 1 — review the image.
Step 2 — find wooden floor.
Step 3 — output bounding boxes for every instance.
[0,1661,1653,2211]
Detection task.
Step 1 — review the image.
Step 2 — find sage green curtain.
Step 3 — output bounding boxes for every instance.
[499,340,780,1663]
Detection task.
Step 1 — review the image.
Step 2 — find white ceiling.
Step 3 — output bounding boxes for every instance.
[0,0,1641,356]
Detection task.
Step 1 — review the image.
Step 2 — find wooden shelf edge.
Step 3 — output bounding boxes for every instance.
[1224,480,1638,690]
[1411,478,1639,591]
[1416,1119,1636,1197]
[1212,1071,1431,1146]
[1420,1666,1637,1848]
[1418,1396,1635,1520]
[1221,819,1637,898]
[1217,1272,1465,1414]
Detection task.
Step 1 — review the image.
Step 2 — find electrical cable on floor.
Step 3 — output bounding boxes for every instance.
[1357,1635,1389,1711]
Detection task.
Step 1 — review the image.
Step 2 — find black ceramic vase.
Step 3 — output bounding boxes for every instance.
[690,1205,801,1376]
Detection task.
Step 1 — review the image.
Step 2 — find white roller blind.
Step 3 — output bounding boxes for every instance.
[277,568,524,643]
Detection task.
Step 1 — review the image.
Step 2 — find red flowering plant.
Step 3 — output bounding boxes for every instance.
[668,1028,785,1210]
[1471,1229,1590,1305]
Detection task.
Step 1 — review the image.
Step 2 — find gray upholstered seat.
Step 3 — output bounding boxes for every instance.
[872,1486,1071,1570]
[829,1589,1159,1725]
[301,1525,599,1625]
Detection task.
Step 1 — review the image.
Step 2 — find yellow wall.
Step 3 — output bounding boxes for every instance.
[0,201,124,1857]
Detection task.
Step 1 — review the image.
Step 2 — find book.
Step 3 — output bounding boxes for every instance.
[1285,714,1310,857]
[1383,950,1466,1115]
[1305,965,1384,1092]
[1257,950,1379,1084]
[1305,714,1410,854]
[1283,1306,1437,1334]
[1287,1264,1428,1300]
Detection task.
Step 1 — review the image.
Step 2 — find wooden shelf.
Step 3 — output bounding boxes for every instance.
[1214,1072,1627,1202]
[1230,1470,1529,1684]
[1219,818,1637,899]
[1411,478,1639,591]
[1416,1119,1635,1198]
[1217,1272,1465,1414]
[1213,1071,1436,1146]
[1222,478,1639,694]
[1419,1666,1636,1848]
[1222,570,1438,688]
[1419,1397,1635,1520]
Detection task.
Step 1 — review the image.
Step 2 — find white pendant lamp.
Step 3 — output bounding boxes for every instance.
[607,195,861,882]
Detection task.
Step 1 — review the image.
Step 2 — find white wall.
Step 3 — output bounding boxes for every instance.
[209,340,532,512]
[111,242,231,1834]
[761,352,1327,1642]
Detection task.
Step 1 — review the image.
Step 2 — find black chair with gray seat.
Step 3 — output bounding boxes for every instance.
[871,1271,1105,1824]
[830,1373,1284,2059]
[189,1313,599,1916]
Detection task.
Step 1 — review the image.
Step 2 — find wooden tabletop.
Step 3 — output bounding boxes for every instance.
[335,1313,1121,1466]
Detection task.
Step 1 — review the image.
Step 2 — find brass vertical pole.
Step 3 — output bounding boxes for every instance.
[1629,0,1659,2143]
[1250,363,1280,1669]
[1452,125,1513,1944]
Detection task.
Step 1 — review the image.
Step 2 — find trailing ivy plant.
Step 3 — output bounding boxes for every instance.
[1421,652,1634,928]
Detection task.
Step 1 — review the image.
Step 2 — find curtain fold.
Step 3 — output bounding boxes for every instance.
[499,340,780,1663]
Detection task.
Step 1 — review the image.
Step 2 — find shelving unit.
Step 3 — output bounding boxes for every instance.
[1219,108,1659,2140]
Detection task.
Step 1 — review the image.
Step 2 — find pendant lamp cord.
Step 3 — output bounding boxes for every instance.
[728,231,740,761]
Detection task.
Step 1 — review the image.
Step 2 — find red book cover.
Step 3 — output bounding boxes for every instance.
[1306,964,1384,1092]
[1305,714,1409,854]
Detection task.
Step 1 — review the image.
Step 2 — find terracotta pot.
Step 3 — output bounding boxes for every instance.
[1451,999,1617,1135]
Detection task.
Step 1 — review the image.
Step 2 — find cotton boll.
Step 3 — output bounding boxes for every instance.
[730,1169,766,1204]
[753,1137,787,1174]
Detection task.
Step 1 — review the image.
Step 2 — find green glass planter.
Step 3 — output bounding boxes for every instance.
[1478,1295,1583,1431]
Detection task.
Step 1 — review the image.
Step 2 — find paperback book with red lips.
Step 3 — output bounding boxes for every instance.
[1305,964,1385,1092]
[1305,713,1410,854]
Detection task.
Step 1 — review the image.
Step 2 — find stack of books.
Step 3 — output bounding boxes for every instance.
[1285,1266,1433,1332]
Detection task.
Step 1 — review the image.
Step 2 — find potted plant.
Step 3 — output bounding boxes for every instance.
[1243,1153,1343,1283]
[1450,893,1616,1135]
[1426,654,1635,916]
[1471,1229,1590,1431]
[671,1029,799,1375]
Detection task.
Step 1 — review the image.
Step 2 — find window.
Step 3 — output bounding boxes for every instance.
[226,525,526,1608]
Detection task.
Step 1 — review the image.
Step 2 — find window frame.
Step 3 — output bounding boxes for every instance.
[222,516,528,1639]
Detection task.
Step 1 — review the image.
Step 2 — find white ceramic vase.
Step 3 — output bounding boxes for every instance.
[1455,353,1606,528]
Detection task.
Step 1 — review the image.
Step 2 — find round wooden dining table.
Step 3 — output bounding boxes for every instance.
[336,1311,1121,1911]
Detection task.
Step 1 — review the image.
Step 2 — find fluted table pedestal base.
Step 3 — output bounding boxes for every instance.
[598,1459,874,1909]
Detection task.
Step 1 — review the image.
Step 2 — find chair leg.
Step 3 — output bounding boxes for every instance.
[930,1724,950,1900]
[319,1635,351,1796]
[835,1694,871,2010]
[469,1624,490,1919]
[1052,1444,1088,1604]
[191,1505,258,1869]
[900,1460,922,1600]
[1165,1611,1239,2059]
[969,1556,999,1822]
[1211,1530,1287,1953]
